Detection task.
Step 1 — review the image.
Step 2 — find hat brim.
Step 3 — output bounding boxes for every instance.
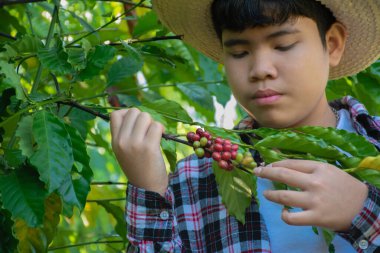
[153,0,380,80]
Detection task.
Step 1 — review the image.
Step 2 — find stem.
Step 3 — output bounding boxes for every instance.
[87,198,126,202]
[0,96,66,129]
[31,4,59,94]
[48,240,124,251]
[91,181,128,185]
[66,0,146,47]
[109,35,184,46]
[0,32,17,40]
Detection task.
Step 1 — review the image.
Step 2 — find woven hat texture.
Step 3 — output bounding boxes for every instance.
[152,0,380,80]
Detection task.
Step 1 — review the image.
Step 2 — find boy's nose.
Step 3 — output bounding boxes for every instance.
[248,53,278,82]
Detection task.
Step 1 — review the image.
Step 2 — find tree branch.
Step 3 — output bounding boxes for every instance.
[91,181,128,186]
[58,100,193,147]
[0,32,17,40]
[109,35,184,46]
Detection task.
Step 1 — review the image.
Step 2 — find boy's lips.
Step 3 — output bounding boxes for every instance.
[252,89,282,105]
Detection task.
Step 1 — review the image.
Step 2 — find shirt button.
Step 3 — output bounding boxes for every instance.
[359,239,368,249]
[160,210,169,220]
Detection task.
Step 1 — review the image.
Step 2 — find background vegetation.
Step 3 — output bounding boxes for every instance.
[0,0,379,252]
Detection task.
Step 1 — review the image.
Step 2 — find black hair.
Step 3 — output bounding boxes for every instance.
[211,0,337,48]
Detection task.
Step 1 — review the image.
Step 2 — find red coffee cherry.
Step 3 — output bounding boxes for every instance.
[232,144,239,151]
[223,144,232,152]
[212,152,222,161]
[221,152,231,161]
[186,132,195,142]
[213,143,223,152]
[214,137,223,144]
[193,134,200,142]
[218,160,229,170]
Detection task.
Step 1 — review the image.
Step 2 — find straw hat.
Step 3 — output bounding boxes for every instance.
[152,0,380,80]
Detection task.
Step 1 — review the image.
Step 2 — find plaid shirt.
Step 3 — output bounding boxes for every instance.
[126,96,380,253]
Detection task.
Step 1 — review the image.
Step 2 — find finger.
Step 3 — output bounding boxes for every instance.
[110,109,128,137]
[263,190,310,209]
[118,108,141,139]
[254,165,311,189]
[281,208,315,226]
[269,159,321,174]
[146,122,165,146]
[130,112,153,142]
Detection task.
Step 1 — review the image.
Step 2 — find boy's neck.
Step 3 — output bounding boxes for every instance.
[288,98,338,128]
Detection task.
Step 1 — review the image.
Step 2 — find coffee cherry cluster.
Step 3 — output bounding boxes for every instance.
[186,128,257,171]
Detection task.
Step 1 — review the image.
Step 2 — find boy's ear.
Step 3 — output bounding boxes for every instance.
[326,22,347,67]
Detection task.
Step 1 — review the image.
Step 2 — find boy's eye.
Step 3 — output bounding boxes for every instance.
[230,51,248,59]
[275,43,297,52]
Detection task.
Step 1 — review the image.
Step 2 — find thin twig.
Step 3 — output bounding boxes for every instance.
[0,32,17,40]
[66,0,146,47]
[91,181,128,185]
[108,35,184,46]
[87,198,126,202]
[48,240,124,251]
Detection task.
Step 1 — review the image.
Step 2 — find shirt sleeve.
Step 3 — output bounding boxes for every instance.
[338,183,380,252]
[125,183,182,252]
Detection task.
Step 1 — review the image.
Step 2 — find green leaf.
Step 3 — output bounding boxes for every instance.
[37,38,73,75]
[58,170,91,217]
[161,139,177,172]
[4,149,25,168]
[176,83,214,113]
[15,115,34,158]
[10,35,43,55]
[107,57,143,86]
[14,193,62,252]
[0,60,24,100]
[139,99,193,124]
[30,111,74,193]
[252,129,346,161]
[0,166,47,227]
[354,73,380,115]
[133,11,159,37]
[212,161,256,224]
[67,47,87,71]
[78,45,116,81]
[97,201,127,242]
[294,126,379,157]
[64,123,91,170]
[321,229,336,253]
[0,209,18,253]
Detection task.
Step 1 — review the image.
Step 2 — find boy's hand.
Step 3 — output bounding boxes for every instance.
[110,108,168,196]
[254,159,368,232]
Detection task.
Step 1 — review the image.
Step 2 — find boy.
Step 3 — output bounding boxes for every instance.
[110,0,380,252]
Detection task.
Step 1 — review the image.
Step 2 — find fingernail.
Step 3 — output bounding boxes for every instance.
[253,166,262,175]
[266,163,273,168]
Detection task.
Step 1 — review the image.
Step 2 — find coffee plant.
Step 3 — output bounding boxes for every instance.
[0,0,379,252]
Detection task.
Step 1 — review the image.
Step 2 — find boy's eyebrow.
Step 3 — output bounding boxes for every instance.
[265,28,301,40]
[223,39,250,48]
[223,28,301,47]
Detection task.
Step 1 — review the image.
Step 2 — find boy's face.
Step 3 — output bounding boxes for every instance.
[222,17,334,128]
